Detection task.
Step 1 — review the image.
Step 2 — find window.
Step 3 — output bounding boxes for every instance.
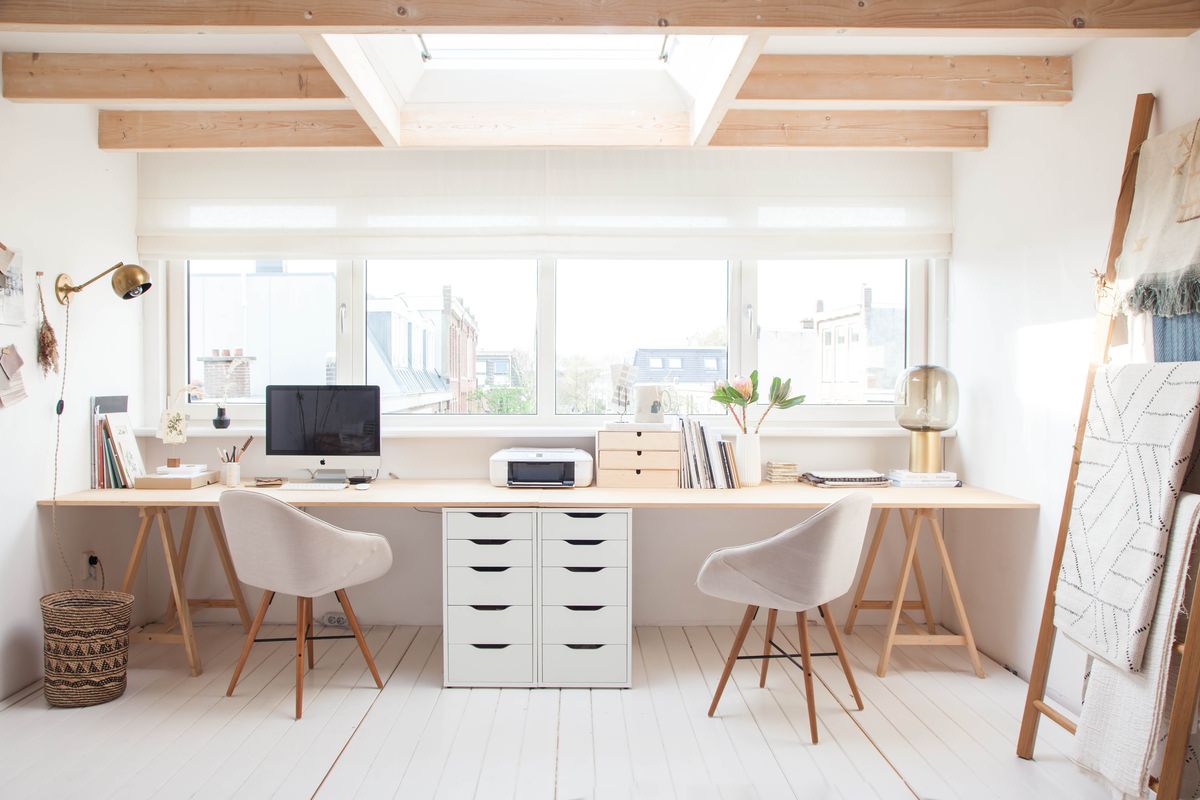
[365,259,537,414]
[555,259,728,414]
[186,259,337,403]
[755,259,907,405]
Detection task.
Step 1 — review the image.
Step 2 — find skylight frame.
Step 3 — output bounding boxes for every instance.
[416,33,674,70]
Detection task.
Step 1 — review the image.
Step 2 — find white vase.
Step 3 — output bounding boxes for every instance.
[735,432,762,487]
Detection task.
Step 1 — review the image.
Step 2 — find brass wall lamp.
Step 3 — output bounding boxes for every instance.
[55,262,151,304]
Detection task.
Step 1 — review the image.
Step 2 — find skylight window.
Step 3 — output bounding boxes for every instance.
[418,34,671,67]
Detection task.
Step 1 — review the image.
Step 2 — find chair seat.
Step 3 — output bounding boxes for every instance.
[697,549,817,613]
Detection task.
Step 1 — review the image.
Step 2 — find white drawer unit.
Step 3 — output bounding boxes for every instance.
[444,507,632,688]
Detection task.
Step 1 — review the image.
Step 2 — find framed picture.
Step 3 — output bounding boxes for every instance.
[0,250,26,327]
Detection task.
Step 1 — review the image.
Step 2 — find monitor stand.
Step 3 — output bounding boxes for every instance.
[313,469,349,484]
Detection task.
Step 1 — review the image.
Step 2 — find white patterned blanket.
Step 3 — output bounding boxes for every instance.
[1055,362,1200,671]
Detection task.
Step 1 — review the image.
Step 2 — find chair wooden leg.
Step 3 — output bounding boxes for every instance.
[336,589,383,689]
[708,604,758,717]
[228,590,273,696]
[295,596,307,720]
[819,603,863,710]
[306,597,315,670]
[797,611,818,744]
[759,608,777,688]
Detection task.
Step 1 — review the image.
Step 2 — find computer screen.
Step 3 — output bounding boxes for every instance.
[265,385,381,456]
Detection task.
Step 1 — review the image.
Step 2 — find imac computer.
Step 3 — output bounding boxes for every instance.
[265,385,381,486]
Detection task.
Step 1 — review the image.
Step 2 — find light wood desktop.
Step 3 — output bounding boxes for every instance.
[40,480,1036,679]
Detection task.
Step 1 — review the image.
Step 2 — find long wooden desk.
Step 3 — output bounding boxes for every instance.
[41,480,1035,679]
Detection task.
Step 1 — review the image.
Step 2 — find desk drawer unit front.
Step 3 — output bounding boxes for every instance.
[542,567,628,606]
[543,605,627,645]
[541,511,629,540]
[541,539,627,568]
[596,431,680,451]
[446,539,532,568]
[446,566,533,605]
[596,468,680,488]
[542,644,628,686]
[444,511,534,541]
[446,644,534,686]
[598,449,680,470]
[447,605,533,645]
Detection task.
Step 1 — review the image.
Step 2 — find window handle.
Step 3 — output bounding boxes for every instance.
[339,302,347,334]
[745,303,757,340]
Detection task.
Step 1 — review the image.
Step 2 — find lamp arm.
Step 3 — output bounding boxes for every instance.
[66,262,124,295]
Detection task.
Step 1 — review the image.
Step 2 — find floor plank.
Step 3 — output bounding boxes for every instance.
[0,624,1116,800]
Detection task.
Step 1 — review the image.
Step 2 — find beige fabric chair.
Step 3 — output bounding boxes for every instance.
[696,492,873,742]
[219,490,393,719]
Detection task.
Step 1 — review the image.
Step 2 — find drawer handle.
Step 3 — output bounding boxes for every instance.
[635,469,642,475]
[469,512,510,518]
[470,644,511,650]
[469,539,511,545]
[566,567,604,573]
[565,605,604,612]
[565,512,605,519]
[564,539,603,546]
[470,605,511,611]
[637,450,643,455]
[565,644,604,650]
[470,566,511,573]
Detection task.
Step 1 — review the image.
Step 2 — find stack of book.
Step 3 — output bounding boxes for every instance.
[765,462,801,483]
[801,469,890,488]
[888,469,962,488]
[679,415,741,489]
[90,395,146,489]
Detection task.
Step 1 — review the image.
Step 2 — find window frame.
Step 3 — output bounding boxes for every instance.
[161,256,935,430]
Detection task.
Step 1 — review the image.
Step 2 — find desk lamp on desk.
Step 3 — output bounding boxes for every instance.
[265,385,382,490]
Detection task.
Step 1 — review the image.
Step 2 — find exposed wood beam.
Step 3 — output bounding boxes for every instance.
[97,107,690,149]
[709,109,988,149]
[0,1,1196,34]
[304,33,403,146]
[99,110,379,149]
[2,52,345,105]
[735,54,1072,107]
[670,34,767,147]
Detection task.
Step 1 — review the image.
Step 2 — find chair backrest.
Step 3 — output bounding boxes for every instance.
[720,492,874,608]
[218,490,391,597]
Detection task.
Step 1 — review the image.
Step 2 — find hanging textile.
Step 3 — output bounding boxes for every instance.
[1054,362,1200,671]
[1153,313,1200,361]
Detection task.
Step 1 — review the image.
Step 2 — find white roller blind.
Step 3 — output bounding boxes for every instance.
[138,149,951,258]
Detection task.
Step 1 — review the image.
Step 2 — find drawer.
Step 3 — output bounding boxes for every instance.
[598,449,681,470]
[542,644,628,685]
[444,511,534,541]
[446,566,533,605]
[542,538,627,568]
[542,567,628,606]
[446,644,534,685]
[447,538,532,567]
[447,605,533,644]
[543,606,627,645]
[596,468,680,489]
[597,431,680,451]
[541,511,629,541]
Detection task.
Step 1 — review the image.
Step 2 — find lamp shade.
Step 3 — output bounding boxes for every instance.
[111,264,151,299]
[894,365,959,432]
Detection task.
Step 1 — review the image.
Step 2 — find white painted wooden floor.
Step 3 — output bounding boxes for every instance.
[0,622,1106,799]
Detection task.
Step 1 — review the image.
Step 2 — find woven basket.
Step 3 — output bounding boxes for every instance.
[40,589,134,708]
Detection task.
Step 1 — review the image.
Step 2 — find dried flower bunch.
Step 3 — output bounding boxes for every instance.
[35,274,59,376]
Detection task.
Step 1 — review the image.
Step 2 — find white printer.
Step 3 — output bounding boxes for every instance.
[489,447,593,488]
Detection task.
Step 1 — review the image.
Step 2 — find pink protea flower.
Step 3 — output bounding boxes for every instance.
[730,376,753,400]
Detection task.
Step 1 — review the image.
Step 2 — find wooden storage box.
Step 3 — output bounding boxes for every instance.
[595,430,681,488]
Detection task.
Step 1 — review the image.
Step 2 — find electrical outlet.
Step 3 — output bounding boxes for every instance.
[83,551,99,583]
[322,612,348,628]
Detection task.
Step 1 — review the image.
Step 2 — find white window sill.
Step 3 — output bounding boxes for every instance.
[133,424,953,440]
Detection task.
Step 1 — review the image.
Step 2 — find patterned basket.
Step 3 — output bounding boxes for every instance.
[40,590,134,708]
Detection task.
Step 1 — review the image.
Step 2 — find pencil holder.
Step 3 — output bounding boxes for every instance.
[222,462,241,487]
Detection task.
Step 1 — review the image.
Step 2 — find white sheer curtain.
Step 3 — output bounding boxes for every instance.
[137,149,952,258]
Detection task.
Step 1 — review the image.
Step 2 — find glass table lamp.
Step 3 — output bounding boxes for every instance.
[895,365,959,473]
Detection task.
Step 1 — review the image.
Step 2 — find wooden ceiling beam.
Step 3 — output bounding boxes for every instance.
[710,109,988,149]
[0,1,1196,34]
[304,33,404,146]
[2,52,345,104]
[735,54,1072,106]
[99,109,380,149]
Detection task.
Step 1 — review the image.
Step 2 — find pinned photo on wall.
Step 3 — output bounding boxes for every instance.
[0,343,27,407]
[0,247,26,327]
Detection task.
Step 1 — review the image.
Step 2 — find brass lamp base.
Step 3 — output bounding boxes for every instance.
[908,430,944,473]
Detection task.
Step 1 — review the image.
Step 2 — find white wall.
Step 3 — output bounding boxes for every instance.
[946,33,1200,711]
[0,91,142,697]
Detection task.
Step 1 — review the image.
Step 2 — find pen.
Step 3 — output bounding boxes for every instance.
[238,435,254,462]
[216,447,227,464]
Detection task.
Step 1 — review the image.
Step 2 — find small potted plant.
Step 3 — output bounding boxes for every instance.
[213,357,248,429]
[711,370,805,485]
